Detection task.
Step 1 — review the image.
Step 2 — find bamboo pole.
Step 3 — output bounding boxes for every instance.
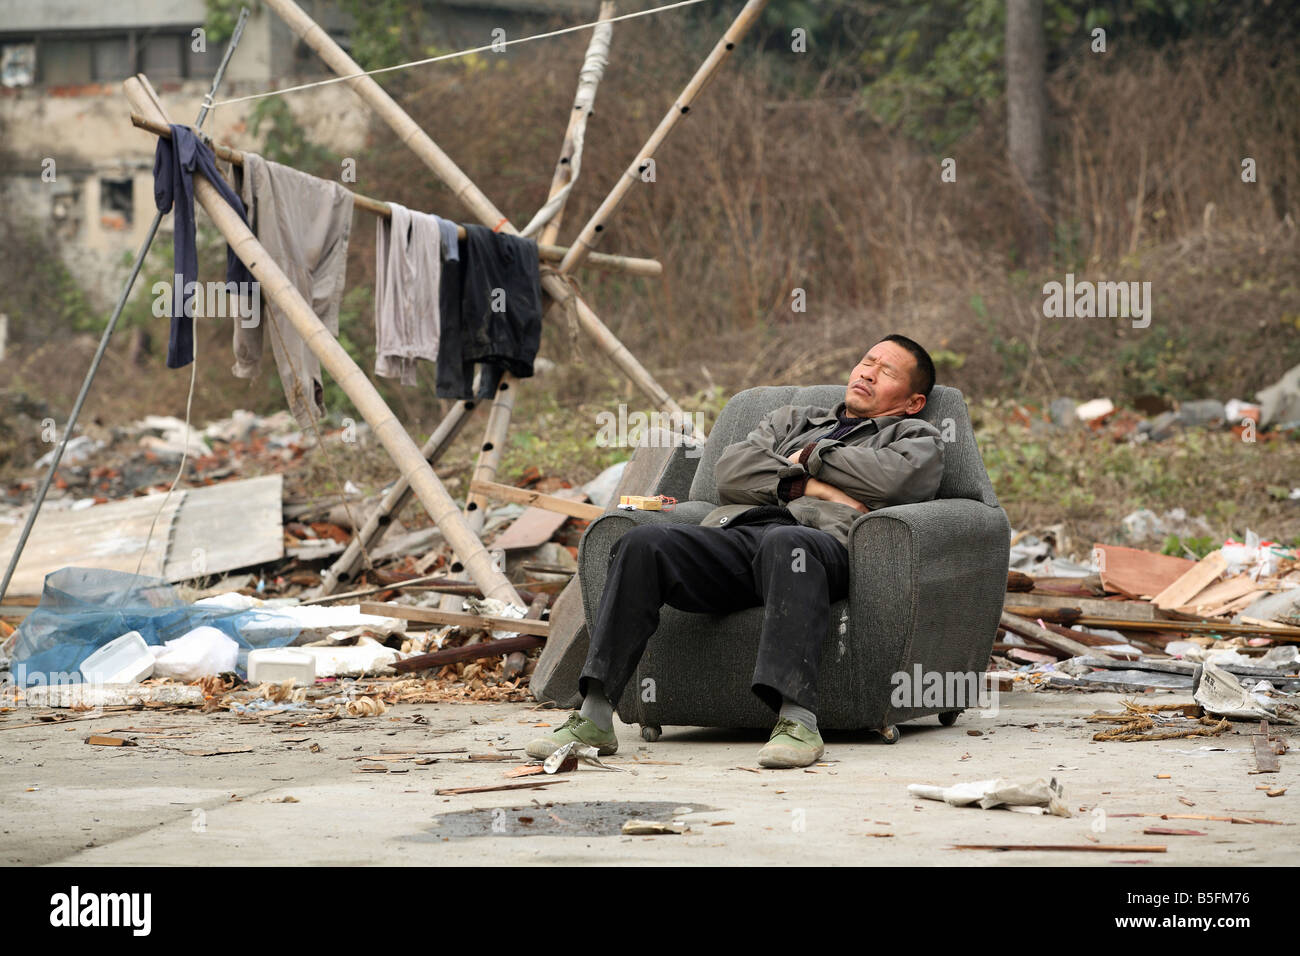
[127,113,662,279]
[318,396,480,595]
[534,0,615,246]
[124,74,521,607]
[557,0,770,274]
[459,8,617,536]
[441,8,617,616]
[260,0,692,428]
[462,372,519,534]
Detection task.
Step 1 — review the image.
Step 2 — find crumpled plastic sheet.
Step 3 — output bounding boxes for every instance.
[7,567,303,687]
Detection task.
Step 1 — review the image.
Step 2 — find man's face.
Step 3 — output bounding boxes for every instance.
[844,341,927,418]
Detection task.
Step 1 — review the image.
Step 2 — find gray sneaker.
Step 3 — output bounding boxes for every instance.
[525,712,619,759]
[757,717,824,768]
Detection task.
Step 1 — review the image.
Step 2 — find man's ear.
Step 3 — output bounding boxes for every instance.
[905,393,926,416]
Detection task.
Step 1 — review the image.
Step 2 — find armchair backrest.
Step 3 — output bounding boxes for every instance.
[689,383,1000,508]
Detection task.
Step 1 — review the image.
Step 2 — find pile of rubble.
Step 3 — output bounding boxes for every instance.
[995,529,1300,739]
[1,407,631,717]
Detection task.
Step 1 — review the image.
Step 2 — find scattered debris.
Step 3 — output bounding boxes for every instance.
[907,777,1070,816]
[622,819,688,835]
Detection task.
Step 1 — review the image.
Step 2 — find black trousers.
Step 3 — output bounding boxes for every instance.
[578,518,851,715]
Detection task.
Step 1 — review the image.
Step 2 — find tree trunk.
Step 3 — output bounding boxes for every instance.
[1006,0,1052,261]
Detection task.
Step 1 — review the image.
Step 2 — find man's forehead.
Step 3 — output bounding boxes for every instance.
[861,343,905,366]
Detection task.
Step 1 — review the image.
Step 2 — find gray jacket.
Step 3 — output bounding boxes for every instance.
[702,401,945,547]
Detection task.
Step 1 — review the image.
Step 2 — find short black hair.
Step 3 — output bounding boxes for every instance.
[879,333,936,398]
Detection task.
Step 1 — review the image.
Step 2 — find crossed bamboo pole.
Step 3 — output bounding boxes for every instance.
[274,0,771,596]
[321,4,616,597]
[123,73,522,607]
[262,0,713,428]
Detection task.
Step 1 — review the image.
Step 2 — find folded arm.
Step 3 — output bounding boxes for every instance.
[713,406,807,505]
[802,425,944,509]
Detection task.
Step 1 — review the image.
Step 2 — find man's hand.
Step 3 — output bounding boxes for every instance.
[804,477,869,514]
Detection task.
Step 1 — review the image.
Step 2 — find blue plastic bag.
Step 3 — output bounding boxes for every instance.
[8,567,301,687]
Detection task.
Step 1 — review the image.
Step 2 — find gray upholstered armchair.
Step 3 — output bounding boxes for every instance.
[575,383,1011,743]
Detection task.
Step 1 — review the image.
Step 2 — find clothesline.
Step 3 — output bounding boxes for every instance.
[130,112,662,279]
[206,0,709,109]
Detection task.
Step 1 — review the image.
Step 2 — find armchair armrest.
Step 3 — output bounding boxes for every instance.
[845,498,1011,718]
[576,500,715,633]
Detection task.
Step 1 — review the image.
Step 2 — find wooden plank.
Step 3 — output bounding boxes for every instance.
[1073,616,1300,640]
[1004,591,1156,622]
[951,844,1166,853]
[359,601,550,636]
[0,491,184,597]
[165,474,284,582]
[1179,575,1258,614]
[394,634,545,672]
[1094,543,1195,600]
[1003,606,1082,625]
[470,480,602,521]
[1199,589,1270,619]
[999,612,1114,659]
[434,780,569,796]
[1253,721,1280,773]
[1152,550,1227,610]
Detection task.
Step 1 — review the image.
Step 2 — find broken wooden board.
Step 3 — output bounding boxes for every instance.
[1152,550,1227,611]
[1093,543,1195,600]
[0,491,184,597]
[358,602,550,636]
[163,474,284,582]
[489,487,591,551]
[394,634,545,672]
[1004,591,1157,622]
[470,480,603,521]
[434,780,569,796]
[1178,575,1258,615]
[999,612,1114,659]
[951,843,1166,853]
[1252,721,1281,773]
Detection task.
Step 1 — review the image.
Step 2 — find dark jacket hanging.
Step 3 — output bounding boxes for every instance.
[153,124,254,369]
[436,224,542,399]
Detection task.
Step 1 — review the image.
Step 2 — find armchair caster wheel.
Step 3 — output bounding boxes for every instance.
[878,724,900,744]
[938,710,961,727]
[640,725,661,742]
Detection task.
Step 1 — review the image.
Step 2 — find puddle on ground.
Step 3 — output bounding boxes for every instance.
[413,801,718,839]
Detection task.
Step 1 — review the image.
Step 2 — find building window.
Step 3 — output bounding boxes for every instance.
[40,39,94,86]
[1,43,35,87]
[91,36,130,81]
[100,178,133,230]
[141,32,185,80]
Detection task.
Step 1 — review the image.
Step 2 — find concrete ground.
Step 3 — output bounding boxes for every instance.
[1,686,1295,866]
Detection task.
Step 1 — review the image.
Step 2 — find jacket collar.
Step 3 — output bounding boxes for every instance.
[812,400,907,432]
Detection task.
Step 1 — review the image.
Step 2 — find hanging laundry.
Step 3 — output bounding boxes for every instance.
[436,216,459,263]
[152,124,254,369]
[437,224,543,400]
[373,202,442,387]
[233,152,354,429]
